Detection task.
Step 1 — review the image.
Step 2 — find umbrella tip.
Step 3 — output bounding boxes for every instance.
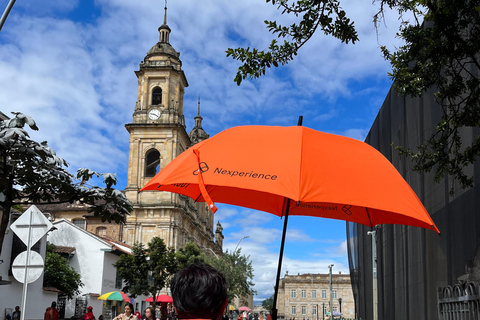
[297,116,303,126]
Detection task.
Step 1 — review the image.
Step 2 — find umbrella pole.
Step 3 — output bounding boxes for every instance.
[272,198,291,320]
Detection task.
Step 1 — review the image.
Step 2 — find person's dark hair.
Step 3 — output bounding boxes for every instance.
[171,264,227,319]
[51,302,57,308]
[125,303,134,312]
[144,307,155,320]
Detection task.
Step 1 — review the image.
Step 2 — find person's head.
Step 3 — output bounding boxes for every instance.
[171,264,227,320]
[125,303,134,315]
[144,307,155,320]
[51,302,57,309]
[15,307,19,312]
[87,307,93,312]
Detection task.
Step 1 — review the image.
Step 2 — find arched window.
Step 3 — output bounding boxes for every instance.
[152,87,162,105]
[145,149,160,177]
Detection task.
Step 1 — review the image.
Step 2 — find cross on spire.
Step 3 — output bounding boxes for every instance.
[163,0,167,25]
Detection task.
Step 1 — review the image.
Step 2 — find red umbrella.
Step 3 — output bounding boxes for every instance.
[146,294,173,303]
[141,119,439,319]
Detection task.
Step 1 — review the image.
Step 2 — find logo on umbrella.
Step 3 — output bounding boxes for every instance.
[342,205,352,215]
[193,162,209,175]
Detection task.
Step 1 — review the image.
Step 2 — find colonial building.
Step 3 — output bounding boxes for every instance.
[276,272,354,320]
[35,7,223,256]
[122,7,221,254]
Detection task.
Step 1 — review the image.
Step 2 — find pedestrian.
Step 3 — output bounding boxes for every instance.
[44,302,59,320]
[135,310,141,320]
[12,306,20,320]
[84,306,95,320]
[143,307,158,320]
[114,303,135,320]
[170,264,228,320]
[266,310,272,320]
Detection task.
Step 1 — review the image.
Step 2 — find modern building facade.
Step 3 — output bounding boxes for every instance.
[347,84,480,319]
[276,272,354,320]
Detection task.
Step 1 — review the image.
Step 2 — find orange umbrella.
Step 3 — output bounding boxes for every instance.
[142,124,438,233]
[141,120,439,319]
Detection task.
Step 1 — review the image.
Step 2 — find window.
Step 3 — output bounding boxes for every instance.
[322,290,327,299]
[332,290,337,299]
[302,290,306,298]
[145,149,160,177]
[291,306,296,315]
[322,305,327,315]
[301,306,306,315]
[72,219,85,229]
[291,290,296,298]
[313,306,317,315]
[115,269,122,289]
[152,87,162,105]
[333,307,337,312]
[96,227,107,237]
[312,290,316,299]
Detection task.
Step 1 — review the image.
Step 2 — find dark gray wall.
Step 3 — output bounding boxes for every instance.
[347,87,480,320]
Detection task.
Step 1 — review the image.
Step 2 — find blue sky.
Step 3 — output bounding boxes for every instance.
[0,0,408,302]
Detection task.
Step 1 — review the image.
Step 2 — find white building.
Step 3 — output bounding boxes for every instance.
[0,211,59,320]
[47,219,148,320]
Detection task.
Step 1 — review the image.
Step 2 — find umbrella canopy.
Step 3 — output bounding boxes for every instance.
[239,307,251,312]
[142,124,438,233]
[228,305,238,311]
[97,291,132,302]
[145,294,173,303]
[141,122,440,319]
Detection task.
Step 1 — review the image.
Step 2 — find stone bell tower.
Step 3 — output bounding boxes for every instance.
[124,5,222,255]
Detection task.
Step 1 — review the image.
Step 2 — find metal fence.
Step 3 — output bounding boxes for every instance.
[438,282,480,320]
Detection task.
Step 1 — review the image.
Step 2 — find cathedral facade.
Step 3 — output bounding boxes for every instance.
[38,9,223,256]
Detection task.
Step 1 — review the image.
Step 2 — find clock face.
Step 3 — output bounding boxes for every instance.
[148,109,161,120]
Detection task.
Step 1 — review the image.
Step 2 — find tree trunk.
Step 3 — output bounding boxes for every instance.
[0,173,14,256]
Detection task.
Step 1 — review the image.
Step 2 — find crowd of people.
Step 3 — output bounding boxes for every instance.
[39,264,256,320]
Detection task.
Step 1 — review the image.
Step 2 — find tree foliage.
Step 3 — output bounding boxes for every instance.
[226,0,358,85]
[0,112,132,254]
[44,242,83,299]
[175,240,208,269]
[262,294,274,312]
[379,0,480,192]
[114,237,177,308]
[228,0,480,191]
[206,248,256,304]
[174,241,256,305]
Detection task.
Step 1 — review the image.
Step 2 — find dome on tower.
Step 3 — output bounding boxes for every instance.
[144,4,180,60]
[188,99,209,145]
[146,41,179,59]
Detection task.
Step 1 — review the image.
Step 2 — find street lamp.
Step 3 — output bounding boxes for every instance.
[338,298,342,314]
[203,247,219,259]
[234,236,249,252]
[0,0,17,32]
[328,264,334,317]
[367,230,378,320]
[310,274,314,320]
[322,303,325,320]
